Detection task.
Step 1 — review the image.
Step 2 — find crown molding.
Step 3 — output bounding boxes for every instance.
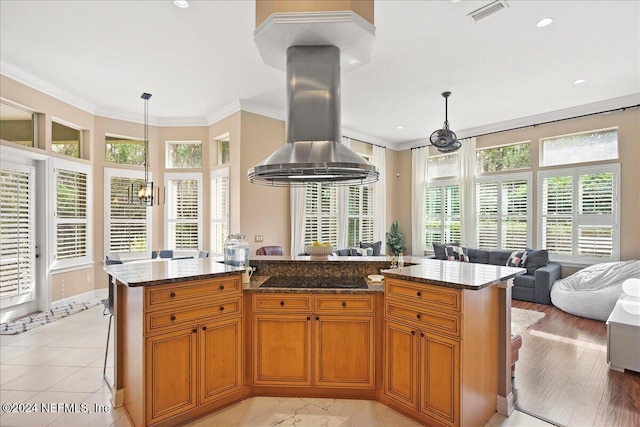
[341,127,395,150]
[238,100,285,121]
[1,61,97,115]
[397,93,640,151]
[206,100,242,125]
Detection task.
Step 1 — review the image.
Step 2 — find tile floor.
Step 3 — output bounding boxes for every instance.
[1,301,554,427]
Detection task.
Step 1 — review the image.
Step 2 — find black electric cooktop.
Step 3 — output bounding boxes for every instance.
[260,276,368,289]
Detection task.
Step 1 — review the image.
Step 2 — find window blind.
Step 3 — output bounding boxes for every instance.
[211,169,229,255]
[167,178,200,250]
[55,167,88,260]
[107,175,148,253]
[304,183,338,247]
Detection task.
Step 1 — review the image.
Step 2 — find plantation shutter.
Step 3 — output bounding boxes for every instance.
[348,186,360,246]
[347,185,374,247]
[542,175,573,255]
[425,186,442,246]
[303,183,338,247]
[361,185,374,243]
[108,175,148,253]
[55,167,88,260]
[476,181,498,249]
[0,165,35,298]
[211,169,229,255]
[168,178,200,250]
[444,184,461,244]
[502,179,528,249]
[304,183,320,245]
[578,172,614,258]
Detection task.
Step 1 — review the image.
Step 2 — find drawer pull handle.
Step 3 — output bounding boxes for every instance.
[315,316,320,321]
[416,291,422,297]
[420,332,425,337]
[342,301,347,307]
[170,315,176,321]
[280,300,285,306]
[219,306,225,312]
[220,285,225,290]
[307,316,311,321]
[202,326,207,331]
[411,330,416,335]
[170,292,176,298]
[192,328,197,334]
[416,314,422,320]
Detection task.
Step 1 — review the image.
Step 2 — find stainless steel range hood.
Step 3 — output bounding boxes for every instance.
[248,45,379,186]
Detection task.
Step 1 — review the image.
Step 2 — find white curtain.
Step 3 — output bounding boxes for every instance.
[290,186,307,256]
[372,144,387,247]
[336,136,350,249]
[411,147,429,256]
[459,137,476,247]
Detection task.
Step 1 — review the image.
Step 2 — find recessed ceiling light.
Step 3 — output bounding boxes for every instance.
[397,126,404,130]
[536,17,553,28]
[174,0,189,8]
[574,79,586,85]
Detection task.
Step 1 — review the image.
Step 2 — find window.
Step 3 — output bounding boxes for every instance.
[476,174,531,250]
[541,128,618,167]
[539,164,619,263]
[210,167,229,255]
[304,183,338,247]
[427,153,459,180]
[52,159,91,268]
[425,182,460,247]
[0,102,35,147]
[477,142,531,173]
[0,162,35,300]
[166,173,202,251]
[167,141,202,168]
[52,121,81,158]
[105,135,146,165]
[216,138,230,166]
[348,185,374,247]
[104,168,151,259]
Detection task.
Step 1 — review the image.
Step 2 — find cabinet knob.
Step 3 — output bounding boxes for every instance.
[220,285,225,290]
[202,326,207,331]
[219,306,225,312]
[416,313,421,320]
[420,332,425,338]
[192,328,197,334]
[170,292,176,298]
[342,301,347,307]
[416,291,422,297]
[315,316,320,321]
[280,300,285,306]
[307,316,311,321]
[170,315,176,321]
[411,330,416,335]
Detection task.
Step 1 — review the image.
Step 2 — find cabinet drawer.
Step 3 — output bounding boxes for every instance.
[252,294,312,312]
[314,295,374,314]
[145,276,241,310]
[386,278,461,313]
[385,299,461,338]
[146,296,242,334]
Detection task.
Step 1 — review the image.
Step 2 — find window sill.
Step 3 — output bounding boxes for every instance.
[49,262,94,274]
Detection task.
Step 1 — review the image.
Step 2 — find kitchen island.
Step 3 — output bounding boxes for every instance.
[107,256,523,427]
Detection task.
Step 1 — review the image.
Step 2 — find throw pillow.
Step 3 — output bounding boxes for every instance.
[506,250,529,268]
[523,249,549,275]
[360,241,382,256]
[446,245,469,262]
[433,242,460,260]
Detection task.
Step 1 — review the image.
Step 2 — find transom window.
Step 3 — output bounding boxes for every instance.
[105,135,146,165]
[541,128,618,167]
[52,121,81,158]
[0,102,35,147]
[166,141,202,169]
[476,142,531,173]
[427,153,459,180]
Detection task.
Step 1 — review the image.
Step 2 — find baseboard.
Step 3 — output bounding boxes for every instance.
[496,392,514,416]
[51,288,108,308]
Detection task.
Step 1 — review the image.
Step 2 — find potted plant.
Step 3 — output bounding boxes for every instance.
[386,220,406,256]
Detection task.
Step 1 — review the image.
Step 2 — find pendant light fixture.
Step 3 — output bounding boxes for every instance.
[129,92,163,205]
[430,91,461,153]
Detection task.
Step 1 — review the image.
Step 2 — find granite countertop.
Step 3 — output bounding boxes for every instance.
[105,258,244,287]
[244,275,385,294]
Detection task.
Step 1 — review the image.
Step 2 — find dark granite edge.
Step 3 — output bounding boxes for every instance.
[116,270,243,287]
[242,275,384,294]
[380,269,524,290]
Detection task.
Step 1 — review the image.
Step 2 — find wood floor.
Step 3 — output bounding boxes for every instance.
[512,300,640,427]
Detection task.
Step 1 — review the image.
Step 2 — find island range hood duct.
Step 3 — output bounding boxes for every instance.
[248,45,379,186]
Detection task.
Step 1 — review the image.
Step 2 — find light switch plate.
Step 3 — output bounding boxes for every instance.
[255,235,263,242]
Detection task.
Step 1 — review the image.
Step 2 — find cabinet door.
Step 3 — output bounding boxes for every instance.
[200,316,242,404]
[146,327,197,424]
[314,315,374,388]
[419,331,460,427]
[253,314,312,385]
[384,320,419,410]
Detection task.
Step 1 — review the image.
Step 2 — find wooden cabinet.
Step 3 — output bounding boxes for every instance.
[252,293,375,389]
[122,275,244,427]
[383,277,497,427]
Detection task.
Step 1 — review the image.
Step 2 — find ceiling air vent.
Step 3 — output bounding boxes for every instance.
[468,0,509,22]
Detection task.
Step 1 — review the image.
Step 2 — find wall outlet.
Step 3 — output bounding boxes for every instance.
[255,235,263,242]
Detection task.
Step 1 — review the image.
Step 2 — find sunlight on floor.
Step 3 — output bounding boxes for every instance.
[529,329,607,352]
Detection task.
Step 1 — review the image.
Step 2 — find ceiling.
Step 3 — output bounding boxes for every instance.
[1,1,638,149]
